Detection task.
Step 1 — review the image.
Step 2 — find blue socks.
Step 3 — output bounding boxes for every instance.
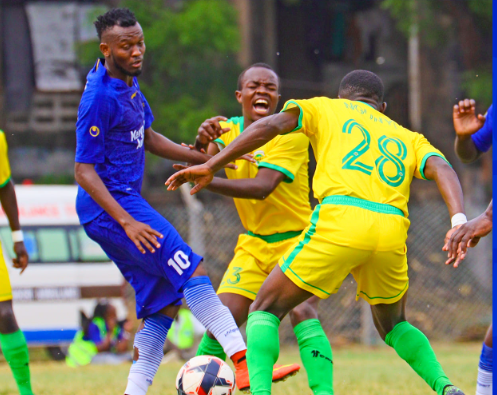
[125,313,173,395]
[476,343,492,395]
[183,276,246,357]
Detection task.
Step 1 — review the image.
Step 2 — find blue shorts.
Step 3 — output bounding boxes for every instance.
[83,195,203,319]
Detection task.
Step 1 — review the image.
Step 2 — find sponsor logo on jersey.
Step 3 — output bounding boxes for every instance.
[89,126,100,137]
[130,123,145,149]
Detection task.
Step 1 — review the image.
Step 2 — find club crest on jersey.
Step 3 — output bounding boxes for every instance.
[89,126,100,137]
[253,150,265,163]
[130,124,145,149]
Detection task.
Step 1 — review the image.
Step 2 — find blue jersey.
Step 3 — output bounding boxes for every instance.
[75,59,154,224]
[471,104,493,153]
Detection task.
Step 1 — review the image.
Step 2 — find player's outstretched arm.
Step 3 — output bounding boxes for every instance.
[166,109,300,194]
[173,164,286,200]
[423,156,464,218]
[75,163,163,254]
[443,200,492,267]
[144,127,219,165]
[453,98,486,163]
[0,181,29,273]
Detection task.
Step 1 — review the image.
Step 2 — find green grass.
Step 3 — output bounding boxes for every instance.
[0,343,479,395]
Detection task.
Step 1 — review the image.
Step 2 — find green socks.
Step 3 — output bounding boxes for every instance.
[0,330,34,395]
[385,321,452,395]
[195,332,227,361]
[246,311,281,395]
[294,319,333,395]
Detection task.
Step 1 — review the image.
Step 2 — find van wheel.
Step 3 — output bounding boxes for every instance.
[45,346,66,361]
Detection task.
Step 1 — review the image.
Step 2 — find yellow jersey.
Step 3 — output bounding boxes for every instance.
[0,131,11,188]
[281,98,449,217]
[213,116,312,236]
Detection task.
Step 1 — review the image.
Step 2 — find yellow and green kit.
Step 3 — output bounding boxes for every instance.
[279,98,449,304]
[213,116,312,300]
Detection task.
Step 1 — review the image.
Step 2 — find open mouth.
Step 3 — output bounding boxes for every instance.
[131,60,143,68]
[253,98,270,115]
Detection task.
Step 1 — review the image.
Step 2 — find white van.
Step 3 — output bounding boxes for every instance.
[0,185,126,348]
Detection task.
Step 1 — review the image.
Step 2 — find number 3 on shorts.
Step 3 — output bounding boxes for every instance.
[168,251,191,275]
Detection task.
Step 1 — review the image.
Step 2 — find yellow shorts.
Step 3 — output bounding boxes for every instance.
[279,197,410,305]
[218,233,301,300]
[0,242,13,302]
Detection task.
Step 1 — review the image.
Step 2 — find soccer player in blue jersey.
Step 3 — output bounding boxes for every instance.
[74,9,247,395]
[452,98,493,395]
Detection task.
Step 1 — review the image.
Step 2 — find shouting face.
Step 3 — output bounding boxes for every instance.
[100,23,145,79]
[236,67,280,123]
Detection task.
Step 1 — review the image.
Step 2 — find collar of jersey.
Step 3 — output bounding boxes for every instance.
[357,100,376,110]
[92,58,138,91]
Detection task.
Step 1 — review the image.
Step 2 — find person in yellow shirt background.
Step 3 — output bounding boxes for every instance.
[188,63,333,394]
[0,130,33,395]
[166,70,467,395]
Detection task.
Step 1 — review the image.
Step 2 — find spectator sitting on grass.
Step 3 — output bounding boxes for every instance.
[66,300,132,367]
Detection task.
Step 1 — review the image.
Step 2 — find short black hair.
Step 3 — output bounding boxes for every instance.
[237,63,280,91]
[94,8,137,40]
[339,70,384,103]
[93,300,111,319]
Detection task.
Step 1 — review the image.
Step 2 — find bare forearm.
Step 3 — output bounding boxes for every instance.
[454,136,481,163]
[425,158,464,217]
[206,112,297,172]
[145,130,212,164]
[0,181,21,231]
[207,177,270,200]
[74,163,133,227]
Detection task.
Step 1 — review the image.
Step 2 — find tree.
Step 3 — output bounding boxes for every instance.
[382,0,492,107]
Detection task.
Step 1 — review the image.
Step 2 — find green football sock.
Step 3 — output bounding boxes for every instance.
[246,311,281,395]
[195,332,227,361]
[385,321,452,395]
[0,330,34,395]
[294,319,333,395]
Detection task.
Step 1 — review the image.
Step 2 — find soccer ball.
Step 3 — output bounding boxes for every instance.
[176,355,236,395]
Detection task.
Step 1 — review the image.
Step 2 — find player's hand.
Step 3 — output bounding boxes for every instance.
[123,219,163,254]
[165,164,214,195]
[12,241,29,274]
[442,214,493,267]
[196,116,231,148]
[453,99,486,139]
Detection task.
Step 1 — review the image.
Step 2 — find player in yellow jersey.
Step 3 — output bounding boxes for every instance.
[167,70,467,395]
[189,64,333,394]
[0,131,33,395]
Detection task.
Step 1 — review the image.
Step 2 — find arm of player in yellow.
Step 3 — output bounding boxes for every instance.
[443,200,492,268]
[165,108,300,194]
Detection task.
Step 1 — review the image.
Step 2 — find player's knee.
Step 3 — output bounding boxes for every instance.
[0,302,17,333]
[289,302,318,327]
[189,261,207,278]
[248,296,286,321]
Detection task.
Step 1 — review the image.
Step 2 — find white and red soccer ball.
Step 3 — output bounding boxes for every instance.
[176,355,236,395]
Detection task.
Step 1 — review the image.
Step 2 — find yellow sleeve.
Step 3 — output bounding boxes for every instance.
[280,98,322,136]
[258,133,309,183]
[0,132,11,188]
[412,132,451,180]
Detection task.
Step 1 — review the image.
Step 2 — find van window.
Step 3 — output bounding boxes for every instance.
[0,226,110,264]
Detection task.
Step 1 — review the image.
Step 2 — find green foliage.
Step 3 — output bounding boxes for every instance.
[122,0,242,143]
[381,0,447,47]
[461,69,493,108]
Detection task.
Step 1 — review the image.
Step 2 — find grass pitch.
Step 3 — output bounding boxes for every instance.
[0,342,479,395]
